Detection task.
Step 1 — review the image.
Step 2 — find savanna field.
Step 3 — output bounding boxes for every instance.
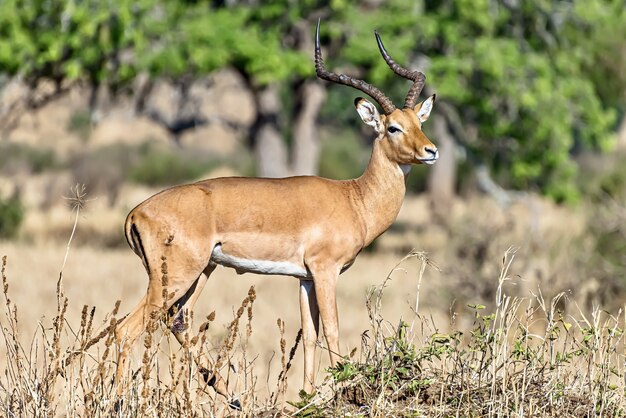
[2,190,626,417]
[1,1,626,416]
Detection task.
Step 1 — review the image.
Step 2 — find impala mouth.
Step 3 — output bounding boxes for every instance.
[414,148,438,165]
[419,157,438,165]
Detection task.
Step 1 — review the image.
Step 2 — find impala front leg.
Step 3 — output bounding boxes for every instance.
[299,280,320,393]
[311,267,341,367]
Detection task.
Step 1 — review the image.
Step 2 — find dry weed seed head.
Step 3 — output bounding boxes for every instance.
[211,286,255,383]
[161,257,169,313]
[92,316,117,388]
[79,305,88,335]
[248,286,257,301]
[112,300,121,316]
[2,255,8,302]
[50,292,69,369]
[277,319,286,369]
[85,306,96,341]
[198,321,211,334]
[64,183,88,212]
[247,286,256,337]
[277,328,302,385]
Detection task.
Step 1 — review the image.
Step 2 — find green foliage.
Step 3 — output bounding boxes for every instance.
[67,110,92,141]
[138,5,312,85]
[318,131,368,180]
[0,0,317,91]
[1,0,624,200]
[0,143,59,175]
[312,295,626,416]
[128,145,218,186]
[288,390,326,418]
[336,0,624,201]
[0,195,24,239]
[0,0,149,87]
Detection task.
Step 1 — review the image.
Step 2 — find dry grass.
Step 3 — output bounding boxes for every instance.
[296,249,626,417]
[0,193,624,416]
[1,247,625,417]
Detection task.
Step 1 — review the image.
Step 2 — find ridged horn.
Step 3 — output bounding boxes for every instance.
[315,20,396,114]
[374,31,425,109]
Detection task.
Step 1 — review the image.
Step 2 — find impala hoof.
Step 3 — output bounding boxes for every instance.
[199,367,217,387]
[229,397,242,410]
[114,398,123,413]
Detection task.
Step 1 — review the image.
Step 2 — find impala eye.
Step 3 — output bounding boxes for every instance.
[387,126,401,134]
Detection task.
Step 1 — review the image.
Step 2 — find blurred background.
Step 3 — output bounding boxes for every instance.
[0,0,626,397]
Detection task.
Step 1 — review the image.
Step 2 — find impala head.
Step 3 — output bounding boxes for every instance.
[315,21,438,166]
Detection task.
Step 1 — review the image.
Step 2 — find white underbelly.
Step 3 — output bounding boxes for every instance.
[211,244,309,278]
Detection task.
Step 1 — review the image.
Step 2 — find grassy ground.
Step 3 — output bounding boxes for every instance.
[1,247,624,417]
[0,195,624,416]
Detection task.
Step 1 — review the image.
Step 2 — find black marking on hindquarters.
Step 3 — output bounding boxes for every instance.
[130,223,150,273]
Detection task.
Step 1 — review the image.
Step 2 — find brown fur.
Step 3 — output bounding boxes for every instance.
[114,97,437,402]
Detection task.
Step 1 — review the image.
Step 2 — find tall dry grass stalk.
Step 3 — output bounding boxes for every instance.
[1,236,625,416]
[297,248,626,417]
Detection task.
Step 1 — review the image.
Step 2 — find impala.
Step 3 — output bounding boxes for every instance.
[115,21,438,406]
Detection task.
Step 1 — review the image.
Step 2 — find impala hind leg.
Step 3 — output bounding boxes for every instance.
[166,264,239,409]
[299,280,320,393]
[114,239,212,396]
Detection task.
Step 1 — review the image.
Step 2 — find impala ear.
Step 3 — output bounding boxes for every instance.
[355,97,383,134]
[415,94,435,123]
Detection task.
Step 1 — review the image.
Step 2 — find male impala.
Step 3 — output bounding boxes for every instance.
[115,21,437,405]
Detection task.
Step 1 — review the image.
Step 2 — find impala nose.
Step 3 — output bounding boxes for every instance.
[424,146,438,160]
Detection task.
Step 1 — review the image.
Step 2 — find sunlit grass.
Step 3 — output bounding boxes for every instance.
[1,248,624,417]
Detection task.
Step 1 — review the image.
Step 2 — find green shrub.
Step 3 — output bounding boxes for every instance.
[0,143,59,175]
[405,168,428,194]
[129,146,218,186]
[67,110,92,141]
[318,130,368,180]
[0,195,24,239]
[70,143,136,206]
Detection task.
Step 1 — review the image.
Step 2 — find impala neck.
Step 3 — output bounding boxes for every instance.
[353,139,408,246]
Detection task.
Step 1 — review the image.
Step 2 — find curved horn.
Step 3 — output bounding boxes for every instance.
[315,20,396,114]
[374,31,425,109]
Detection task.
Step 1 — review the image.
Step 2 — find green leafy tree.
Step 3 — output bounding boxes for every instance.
[133,1,323,176]
[329,0,623,202]
[1,0,624,201]
[0,0,152,108]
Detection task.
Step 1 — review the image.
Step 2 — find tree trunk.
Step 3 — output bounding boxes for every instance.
[253,85,289,178]
[427,114,457,204]
[292,80,326,176]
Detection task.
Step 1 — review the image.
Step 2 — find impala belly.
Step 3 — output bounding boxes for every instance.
[211,243,310,278]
